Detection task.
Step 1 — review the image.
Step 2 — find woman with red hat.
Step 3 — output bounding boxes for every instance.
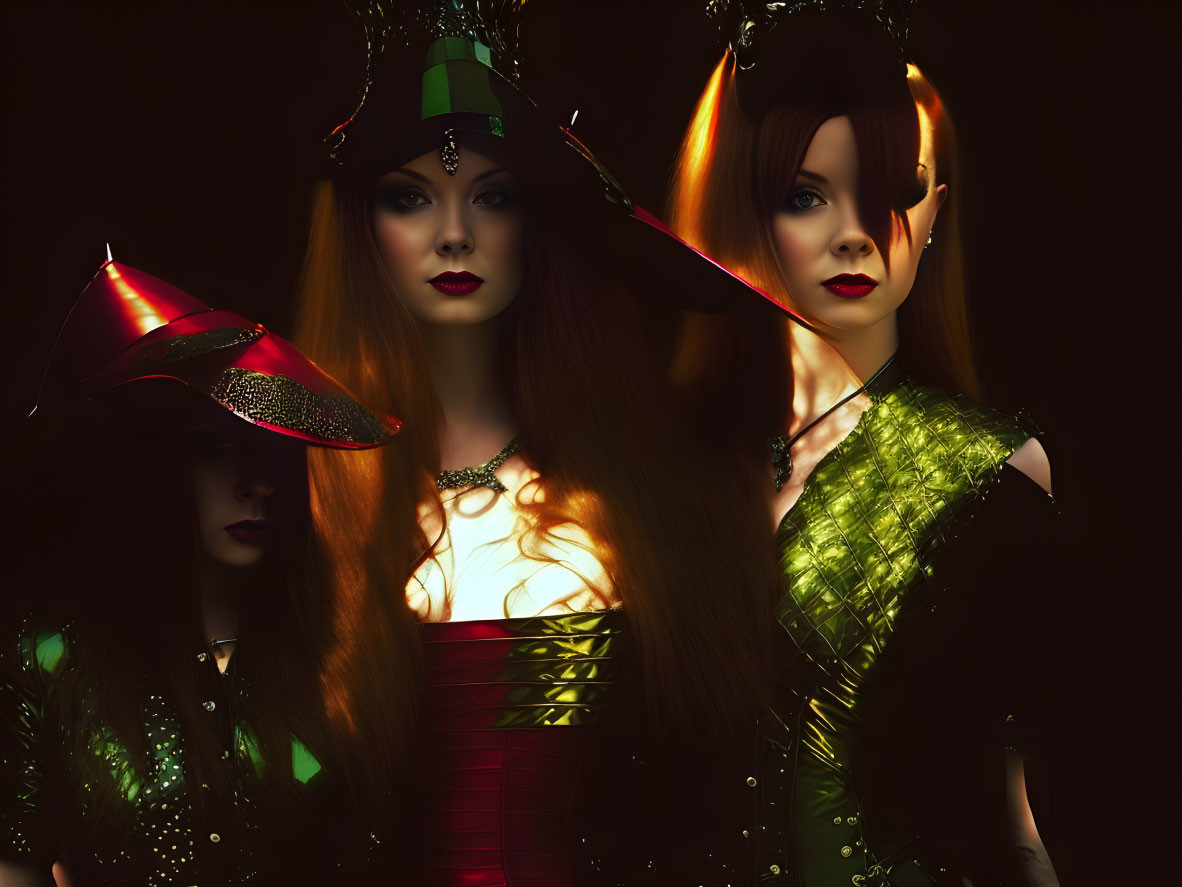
[0,260,399,885]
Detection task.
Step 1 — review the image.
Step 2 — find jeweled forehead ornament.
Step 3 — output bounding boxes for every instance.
[440,128,460,175]
[421,35,507,175]
[327,1,519,169]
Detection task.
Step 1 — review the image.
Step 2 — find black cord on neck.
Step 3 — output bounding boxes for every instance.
[771,351,898,492]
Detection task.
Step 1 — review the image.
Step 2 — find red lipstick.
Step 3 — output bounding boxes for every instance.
[822,273,878,299]
[429,271,483,295]
[225,520,270,545]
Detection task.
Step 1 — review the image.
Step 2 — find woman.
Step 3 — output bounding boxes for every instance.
[667,8,1059,885]
[295,3,782,883]
[0,259,399,885]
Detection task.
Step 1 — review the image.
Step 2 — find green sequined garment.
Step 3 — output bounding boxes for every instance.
[0,617,340,886]
[756,369,1040,886]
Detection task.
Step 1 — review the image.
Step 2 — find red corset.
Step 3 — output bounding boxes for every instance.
[412,611,625,887]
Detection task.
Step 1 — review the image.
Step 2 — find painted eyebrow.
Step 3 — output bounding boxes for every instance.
[796,169,830,185]
[383,167,431,184]
[472,166,512,183]
[382,166,512,185]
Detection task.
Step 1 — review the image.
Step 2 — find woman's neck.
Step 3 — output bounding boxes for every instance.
[786,321,864,434]
[815,311,899,384]
[199,559,240,673]
[771,320,871,524]
[418,318,517,469]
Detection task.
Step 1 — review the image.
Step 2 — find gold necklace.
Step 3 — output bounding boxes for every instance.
[436,438,519,493]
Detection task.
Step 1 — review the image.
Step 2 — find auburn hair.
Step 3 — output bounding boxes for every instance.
[295,144,780,778]
[668,52,981,399]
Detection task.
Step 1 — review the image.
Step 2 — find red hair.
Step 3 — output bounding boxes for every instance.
[668,52,981,399]
[294,152,780,784]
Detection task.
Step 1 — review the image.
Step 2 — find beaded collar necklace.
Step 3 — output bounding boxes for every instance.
[770,352,897,492]
[436,438,519,493]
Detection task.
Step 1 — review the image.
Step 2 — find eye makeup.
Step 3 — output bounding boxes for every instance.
[375,183,431,214]
[780,186,828,215]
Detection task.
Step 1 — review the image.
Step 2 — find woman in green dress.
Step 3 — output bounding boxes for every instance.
[0,260,399,885]
[666,7,1059,885]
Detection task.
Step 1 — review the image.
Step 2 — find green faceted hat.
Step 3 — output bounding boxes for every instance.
[327,2,533,178]
[324,0,793,318]
[421,35,504,122]
[326,0,637,220]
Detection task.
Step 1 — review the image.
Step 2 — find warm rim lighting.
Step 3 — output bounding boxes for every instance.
[673,50,734,250]
[916,100,934,169]
[104,263,169,336]
[906,63,937,177]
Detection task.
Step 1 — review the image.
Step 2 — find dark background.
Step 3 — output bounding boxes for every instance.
[1,2,1176,881]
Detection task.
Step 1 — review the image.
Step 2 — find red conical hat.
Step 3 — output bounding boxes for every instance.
[35,260,401,449]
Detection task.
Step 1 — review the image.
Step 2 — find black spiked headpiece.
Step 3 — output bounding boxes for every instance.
[707,0,917,60]
[706,0,919,120]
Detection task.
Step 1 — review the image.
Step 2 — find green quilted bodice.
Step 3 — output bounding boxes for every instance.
[762,373,1037,886]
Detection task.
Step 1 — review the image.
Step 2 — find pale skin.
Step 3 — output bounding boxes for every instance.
[0,417,281,886]
[770,115,1050,520]
[770,114,1058,885]
[373,147,615,622]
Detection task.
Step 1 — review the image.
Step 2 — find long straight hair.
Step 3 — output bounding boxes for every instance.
[668,52,981,399]
[295,148,780,774]
[38,386,341,825]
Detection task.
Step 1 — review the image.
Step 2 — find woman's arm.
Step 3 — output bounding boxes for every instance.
[0,860,70,887]
[1006,751,1060,887]
[0,860,46,887]
[1001,442,1060,884]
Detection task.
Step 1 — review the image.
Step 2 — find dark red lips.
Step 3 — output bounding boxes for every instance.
[225,519,270,545]
[429,271,484,295]
[822,273,878,299]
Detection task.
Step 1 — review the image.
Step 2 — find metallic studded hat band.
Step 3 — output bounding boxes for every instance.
[203,367,392,447]
[128,326,263,373]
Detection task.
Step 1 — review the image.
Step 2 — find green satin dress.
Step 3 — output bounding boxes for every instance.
[755,363,1049,886]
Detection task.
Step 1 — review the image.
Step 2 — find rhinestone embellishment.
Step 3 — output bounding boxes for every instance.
[436,438,518,493]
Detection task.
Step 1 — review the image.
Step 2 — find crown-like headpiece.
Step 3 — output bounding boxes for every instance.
[327,0,526,168]
[707,0,917,65]
[705,0,919,121]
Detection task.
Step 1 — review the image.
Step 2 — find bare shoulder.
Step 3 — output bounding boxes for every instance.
[1006,438,1052,495]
